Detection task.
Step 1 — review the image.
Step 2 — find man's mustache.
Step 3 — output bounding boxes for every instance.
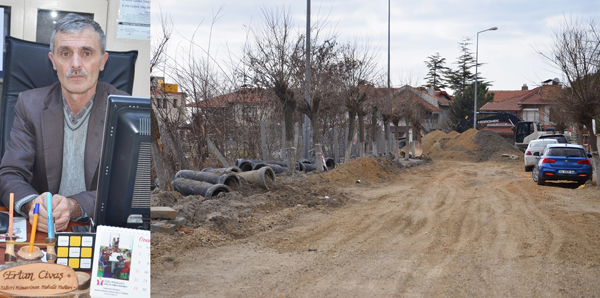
[66,69,89,78]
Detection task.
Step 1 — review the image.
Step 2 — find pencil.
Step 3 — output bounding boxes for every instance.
[8,193,13,238]
[29,202,40,253]
[46,193,54,238]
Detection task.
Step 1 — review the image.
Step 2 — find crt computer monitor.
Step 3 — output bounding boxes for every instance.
[94,95,151,230]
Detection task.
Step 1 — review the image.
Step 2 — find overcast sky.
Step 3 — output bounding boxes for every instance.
[151,0,599,92]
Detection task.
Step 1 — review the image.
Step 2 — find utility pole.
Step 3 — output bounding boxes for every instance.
[303,0,311,159]
[387,0,392,154]
[473,26,498,129]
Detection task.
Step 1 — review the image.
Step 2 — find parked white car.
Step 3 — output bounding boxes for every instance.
[524,139,559,171]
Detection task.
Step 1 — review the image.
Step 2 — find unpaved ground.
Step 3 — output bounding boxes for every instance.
[152,159,600,297]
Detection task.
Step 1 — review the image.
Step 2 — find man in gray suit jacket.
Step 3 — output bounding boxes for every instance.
[0,14,127,232]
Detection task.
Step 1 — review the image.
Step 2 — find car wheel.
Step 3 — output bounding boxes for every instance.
[532,166,545,185]
[525,165,532,172]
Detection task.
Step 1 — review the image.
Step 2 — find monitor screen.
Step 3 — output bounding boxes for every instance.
[94,95,151,230]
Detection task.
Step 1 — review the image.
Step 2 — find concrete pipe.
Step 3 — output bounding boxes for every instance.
[266,161,287,167]
[235,159,245,167]
[236,166,276,190]
[172,178,231,198]
[266,164,287,174]
[238,160,255,172]
[302,163,317,172]
[298,158,313,164]
[325,157,336,169]
[175,170,240,190]
[201,166,242,173]
[252,162,267,171]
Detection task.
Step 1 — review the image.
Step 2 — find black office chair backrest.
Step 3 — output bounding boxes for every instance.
[0,36,138,158]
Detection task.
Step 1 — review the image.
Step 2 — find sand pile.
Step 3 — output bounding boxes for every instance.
[317,157,398,185]
[422,129,522,162]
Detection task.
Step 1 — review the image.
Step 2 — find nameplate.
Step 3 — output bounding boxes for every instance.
[0,263,79,296]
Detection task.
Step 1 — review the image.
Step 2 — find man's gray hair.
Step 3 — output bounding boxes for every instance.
[49,13,106,54]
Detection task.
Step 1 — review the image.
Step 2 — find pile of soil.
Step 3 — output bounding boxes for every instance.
[316,157,399,185]
[422,129,522,162]
[151,157,403,263]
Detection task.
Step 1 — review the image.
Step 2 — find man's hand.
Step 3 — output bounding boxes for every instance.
[28,193,82,232]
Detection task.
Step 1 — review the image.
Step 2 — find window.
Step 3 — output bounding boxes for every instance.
[0,6,11,78]
[523,108,539,122]
[36,10,93,45]
[548,148,584,158]
[246,106,257,118]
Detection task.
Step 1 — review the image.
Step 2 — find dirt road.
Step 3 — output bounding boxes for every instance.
[152,160,600,297]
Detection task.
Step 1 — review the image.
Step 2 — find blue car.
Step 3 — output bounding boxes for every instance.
[532,144,593,186]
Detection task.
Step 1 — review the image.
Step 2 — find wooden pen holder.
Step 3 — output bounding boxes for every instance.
[45,237,57,264]
[3,236,17,263]
[16,245,43,262]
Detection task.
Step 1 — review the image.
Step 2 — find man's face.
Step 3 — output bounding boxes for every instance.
[48,28,108,97]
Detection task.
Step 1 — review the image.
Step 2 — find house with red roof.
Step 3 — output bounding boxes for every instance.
[391,85,447,132]
[185,86,278,130]
[481,79,561,124]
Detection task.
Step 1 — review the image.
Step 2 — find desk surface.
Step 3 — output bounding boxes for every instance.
[0,207,83,265]
[0,208,91,297]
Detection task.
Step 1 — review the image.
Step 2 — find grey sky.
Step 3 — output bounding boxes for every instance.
[151,0,599,92]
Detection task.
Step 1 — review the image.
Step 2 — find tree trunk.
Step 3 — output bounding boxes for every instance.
[371,108,378,156]
[284,100,296,171]
[334,127,340,164]
[315,143,324,173]
[260,121,268,161]
[585,119,599,186]
[311,115,320,156]
[404,118,409,161]
[358,112,365,157]
[383,120,390,155]
[150,109,173,190]
[345,111,356,163]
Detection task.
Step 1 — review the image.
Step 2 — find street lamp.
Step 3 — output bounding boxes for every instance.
[473,26,498,129]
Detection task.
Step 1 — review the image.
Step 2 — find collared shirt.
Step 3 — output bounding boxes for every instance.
[63,94,95,126]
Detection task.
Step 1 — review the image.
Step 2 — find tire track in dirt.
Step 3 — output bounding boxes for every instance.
[154,159,600,297]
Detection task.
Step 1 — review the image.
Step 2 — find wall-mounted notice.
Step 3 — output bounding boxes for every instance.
[117,0,150,40]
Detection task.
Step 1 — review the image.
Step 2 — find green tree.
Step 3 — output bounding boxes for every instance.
[449,81,494,128]
[446,37,479,95]
[423,52,449,90]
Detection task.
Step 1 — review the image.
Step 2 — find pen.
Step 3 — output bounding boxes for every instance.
[8,193,13,238]
[46,193,54,238]
[29,202,40,253]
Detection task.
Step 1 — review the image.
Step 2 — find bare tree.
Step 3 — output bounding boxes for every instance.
[243,6,304,170]
[296,27,339,168]
[336,40,379,161]
[539,16,600,183]
[150,12,183,190]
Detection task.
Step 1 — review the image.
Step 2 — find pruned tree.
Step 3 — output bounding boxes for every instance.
[243,6,304,170]
[336,40,379,161]
[539,16,600,183]
[296,25,339,166]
